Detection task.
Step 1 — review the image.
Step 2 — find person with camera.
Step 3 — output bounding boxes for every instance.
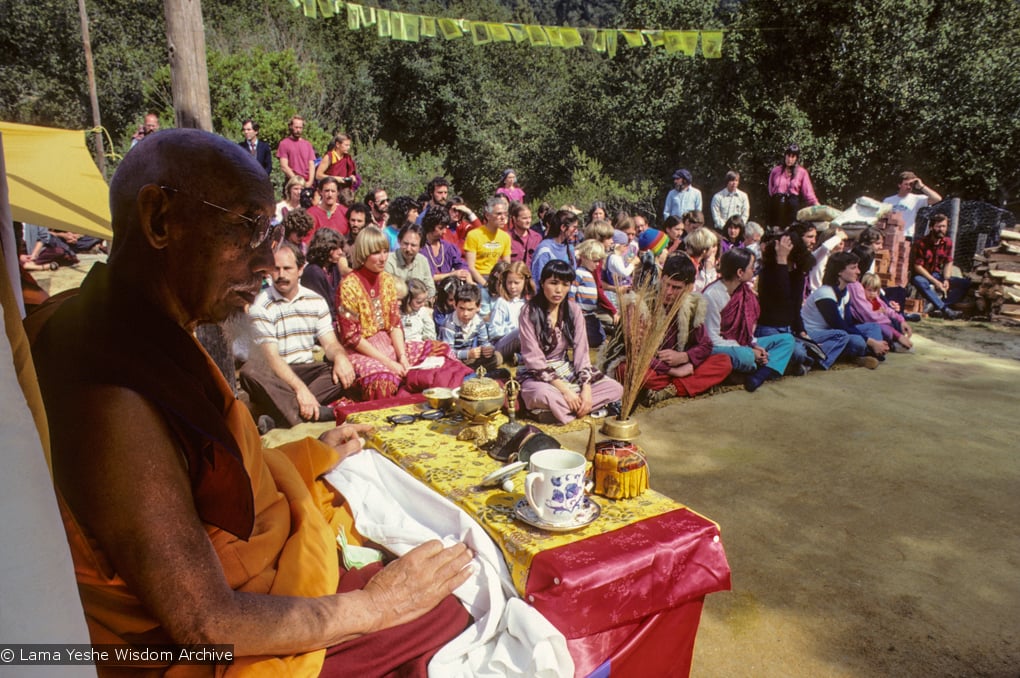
[883,171,942,240]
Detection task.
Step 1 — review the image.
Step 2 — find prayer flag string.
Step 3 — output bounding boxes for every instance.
[292,0,723,58]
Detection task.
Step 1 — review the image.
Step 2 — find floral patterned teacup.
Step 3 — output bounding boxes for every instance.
[524,449,588,524]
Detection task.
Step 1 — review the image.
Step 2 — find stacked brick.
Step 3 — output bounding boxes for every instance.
[876,219,910,288]
[971,229,1020,321]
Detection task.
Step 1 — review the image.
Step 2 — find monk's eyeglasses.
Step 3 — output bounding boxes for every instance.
[159,185,284,251]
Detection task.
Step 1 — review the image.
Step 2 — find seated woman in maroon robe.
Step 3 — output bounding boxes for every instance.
[335,226,472,399]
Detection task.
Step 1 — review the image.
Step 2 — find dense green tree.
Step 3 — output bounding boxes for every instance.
[2,0,1017,215]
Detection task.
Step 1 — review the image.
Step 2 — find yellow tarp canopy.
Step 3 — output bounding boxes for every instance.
[1,121,112,240]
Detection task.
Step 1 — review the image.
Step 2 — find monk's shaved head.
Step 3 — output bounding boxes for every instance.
[106,128,277,328]
[109,128,273,251]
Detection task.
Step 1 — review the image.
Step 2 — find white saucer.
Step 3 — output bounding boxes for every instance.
[514,497,601,532]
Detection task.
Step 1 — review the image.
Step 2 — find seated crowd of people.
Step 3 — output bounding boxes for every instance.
[25,127,971,676]
[242,133,964,430]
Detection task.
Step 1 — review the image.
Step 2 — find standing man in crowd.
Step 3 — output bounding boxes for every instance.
[240,242,355,427]
[663,169,703,222]
[910,213,968,319]
[883,171,942,240]
[277,115,317,187]
[28,129,473,675]
[239,119,273,176]
[710,170,750,230]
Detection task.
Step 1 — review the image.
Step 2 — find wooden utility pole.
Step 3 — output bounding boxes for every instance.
[77,0,106,177]
[163,0,212,131]
[164,0,236,394]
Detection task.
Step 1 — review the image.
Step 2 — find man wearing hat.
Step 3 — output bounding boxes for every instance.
[883,171,942,240]
[663,169,703,222]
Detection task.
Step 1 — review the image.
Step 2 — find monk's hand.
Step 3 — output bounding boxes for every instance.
[320,423,373,463]
[362,540,473,633]
[296,386,319,420]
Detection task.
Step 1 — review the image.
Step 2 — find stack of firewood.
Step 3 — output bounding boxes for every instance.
[971,229,1020,320]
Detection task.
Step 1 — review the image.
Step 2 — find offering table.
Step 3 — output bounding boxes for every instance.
[346,403,731,677]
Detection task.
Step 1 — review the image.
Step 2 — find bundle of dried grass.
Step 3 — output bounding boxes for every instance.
[611,271,687,420]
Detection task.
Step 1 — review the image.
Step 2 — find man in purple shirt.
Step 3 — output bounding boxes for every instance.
[277,115,316,187]
[509,202,541,268]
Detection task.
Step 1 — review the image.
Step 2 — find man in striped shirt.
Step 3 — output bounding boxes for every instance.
[240,242,355,428]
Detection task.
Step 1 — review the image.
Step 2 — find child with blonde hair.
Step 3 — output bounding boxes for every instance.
[848,272,913,350]
[570,238,610,347]
[400,278,437,342]
[488,261,535,363]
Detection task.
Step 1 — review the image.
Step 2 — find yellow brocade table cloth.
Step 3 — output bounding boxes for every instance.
[348,404,732,641]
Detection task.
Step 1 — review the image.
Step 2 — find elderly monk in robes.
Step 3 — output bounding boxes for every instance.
[28,129,472,676]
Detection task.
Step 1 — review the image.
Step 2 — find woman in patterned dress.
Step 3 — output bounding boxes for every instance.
[335,226,471,399]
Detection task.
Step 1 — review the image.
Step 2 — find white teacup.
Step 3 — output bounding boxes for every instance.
[524,449,588,524]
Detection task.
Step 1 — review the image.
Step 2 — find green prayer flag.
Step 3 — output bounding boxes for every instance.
[316,0,335,19]
[506,23,528,43]
[545,26,564,47]
[526,24,549,46]
[588,29,605,53]
[644,30,664,47]
[439,18,463,40]
[489,23,512,42]
[702,31,723,58]
[303,0,317,19]
[606,29,618,58]
[620,30,645,48]
[288,0,300,8]
[420,16,436,38]
[377,9,391,37]
[346,2,360,30]
[470,21,491,45]
[362,6,375,26]
[393,12,416,41]
[561,27,583,48]
[664,31,697,56]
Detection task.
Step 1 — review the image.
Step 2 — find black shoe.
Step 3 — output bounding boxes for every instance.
[257,414,276,435]
[903,312,922,322]
[744,366,780,393]
[942,308,962,320]
[801,340,827,365]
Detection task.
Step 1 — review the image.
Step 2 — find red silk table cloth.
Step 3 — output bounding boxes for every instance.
[348,405,731,677]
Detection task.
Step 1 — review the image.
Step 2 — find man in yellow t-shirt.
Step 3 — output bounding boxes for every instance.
[464,195,512,286]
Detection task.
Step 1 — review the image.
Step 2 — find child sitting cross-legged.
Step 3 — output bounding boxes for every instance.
[438,283,502,371]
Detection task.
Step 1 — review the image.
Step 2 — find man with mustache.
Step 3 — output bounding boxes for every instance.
[240,241,355,428]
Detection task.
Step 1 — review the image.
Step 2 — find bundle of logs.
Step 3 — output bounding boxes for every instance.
[971,229,1020,322]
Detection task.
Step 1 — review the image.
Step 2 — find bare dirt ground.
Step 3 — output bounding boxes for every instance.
[557,321,1020,678]
[35,258,1020,677]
